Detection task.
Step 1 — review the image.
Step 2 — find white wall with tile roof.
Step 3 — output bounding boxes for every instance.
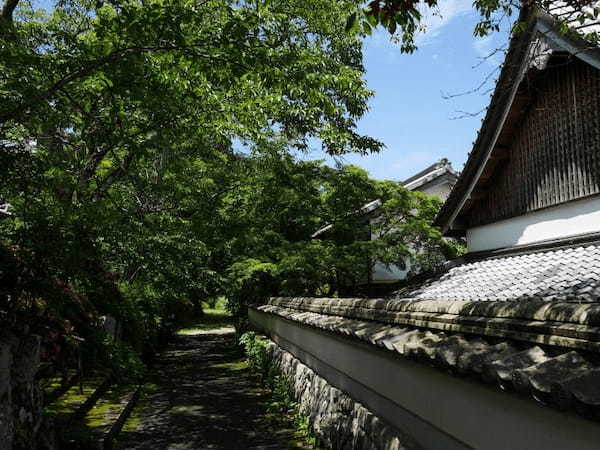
[467,195,600,252]
[370,171,455,283]
[417,180,454,201]
[251,307,600,450]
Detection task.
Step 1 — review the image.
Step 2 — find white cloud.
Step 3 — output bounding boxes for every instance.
[473,34,503,67]
[414,0,473,46]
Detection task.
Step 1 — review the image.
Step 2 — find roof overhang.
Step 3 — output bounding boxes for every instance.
[434,4,600,235]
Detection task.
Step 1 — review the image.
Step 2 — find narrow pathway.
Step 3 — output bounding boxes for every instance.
[116,325,310,450]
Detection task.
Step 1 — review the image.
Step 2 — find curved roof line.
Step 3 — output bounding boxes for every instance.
[434,3,600,234]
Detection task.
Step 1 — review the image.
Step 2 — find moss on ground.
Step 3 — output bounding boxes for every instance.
[43,376,106,420]
[208,361,247,371]
[177,300,233,334]
[45,376,140,448]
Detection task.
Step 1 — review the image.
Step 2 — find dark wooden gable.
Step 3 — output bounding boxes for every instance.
[435,3,600,234]
[469,56,600,227]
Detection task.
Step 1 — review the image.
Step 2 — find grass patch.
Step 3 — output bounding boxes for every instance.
[117,383,159,436]
[83,384,134,429]
[43,376,106,420]
[208,361,248,371]
[177,299,233,334]
[45,377,138,449]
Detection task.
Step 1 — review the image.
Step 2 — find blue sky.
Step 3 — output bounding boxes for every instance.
[305,1,513,182]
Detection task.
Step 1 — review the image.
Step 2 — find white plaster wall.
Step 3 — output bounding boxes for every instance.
[371,262,409,283]
[251,309,600,450]
[418,182,452,201]
[467,195,600,252]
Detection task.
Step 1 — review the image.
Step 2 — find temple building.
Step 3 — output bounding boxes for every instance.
[313,158,458,284]
[401,157,458,201]
[251,3,600,449]
[371,158,458,283]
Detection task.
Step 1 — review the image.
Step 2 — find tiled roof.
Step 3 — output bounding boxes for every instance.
[401,158,458,191]
[435,3,600,233]
[396,244,600,303]
[544,1,600,39]
[257,302,600,417]
[257,242,600,417]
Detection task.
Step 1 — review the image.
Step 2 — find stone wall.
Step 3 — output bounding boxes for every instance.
[266,341,412,450]
[0,332,46,450]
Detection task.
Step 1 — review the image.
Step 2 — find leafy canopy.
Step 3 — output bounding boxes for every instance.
[345,0,600,53]
[0,0,463,383]
[0,0,384,376]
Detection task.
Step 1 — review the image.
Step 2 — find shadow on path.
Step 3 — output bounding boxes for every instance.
[117,326,310,450]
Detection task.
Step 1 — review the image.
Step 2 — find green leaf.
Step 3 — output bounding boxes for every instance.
[345,12,358,33]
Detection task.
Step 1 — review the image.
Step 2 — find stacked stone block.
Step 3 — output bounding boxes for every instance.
[266,342,413,450]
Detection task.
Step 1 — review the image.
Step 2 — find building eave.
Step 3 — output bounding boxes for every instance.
[435,4,600,234]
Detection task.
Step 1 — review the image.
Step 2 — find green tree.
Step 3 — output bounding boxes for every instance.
[0,0,380,376]
[0,0,462,386]
[222,155,462,325]
[346,1,599,53]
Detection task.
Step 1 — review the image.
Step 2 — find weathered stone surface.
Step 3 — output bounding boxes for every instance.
[267,341,417,450]
[0,333,46,450]
[257,301,600,419]
[12,334,43,450]
[0,336,15,450]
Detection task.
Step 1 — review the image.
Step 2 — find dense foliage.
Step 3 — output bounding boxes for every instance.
[348,0,600,53]
[240,331,318,446]
[0,0,462,386]
[224,156,462,328]
[1,0,376,374]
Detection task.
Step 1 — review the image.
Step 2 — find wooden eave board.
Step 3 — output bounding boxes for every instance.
[434,7,538,231]
[436,4,600,233]
[455,82,535,221]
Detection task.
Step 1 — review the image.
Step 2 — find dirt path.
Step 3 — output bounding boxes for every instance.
[116,325,311,450]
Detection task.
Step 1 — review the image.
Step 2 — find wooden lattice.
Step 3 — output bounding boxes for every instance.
[469,59,600,227]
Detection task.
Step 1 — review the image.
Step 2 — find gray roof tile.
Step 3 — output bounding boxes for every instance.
[551,369,600,410]
[396,244,600,303]
[513,351,590,396]
[483,346,549,385]
[256,292,600,418]
[259,243,600,417]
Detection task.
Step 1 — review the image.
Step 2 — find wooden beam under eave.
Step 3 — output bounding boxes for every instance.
[469,190,488,200]
[489,147,509,160]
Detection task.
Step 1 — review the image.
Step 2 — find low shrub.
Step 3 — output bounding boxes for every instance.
[239,332,319,448]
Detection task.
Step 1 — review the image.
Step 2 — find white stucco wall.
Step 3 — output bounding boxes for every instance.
[371,262,410,283]
[251,309,600,450]
[419,181,453,201]
[467,195,600,252]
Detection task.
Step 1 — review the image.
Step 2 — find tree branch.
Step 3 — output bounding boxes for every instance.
[1,43,251,123]
[92,150,136,201]
[1,0,20,23]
